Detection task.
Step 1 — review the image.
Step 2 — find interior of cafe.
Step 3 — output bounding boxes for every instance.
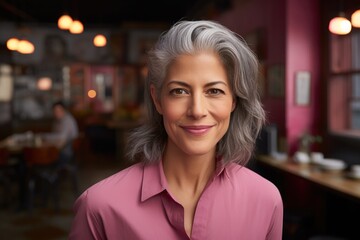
[1,0,360,239]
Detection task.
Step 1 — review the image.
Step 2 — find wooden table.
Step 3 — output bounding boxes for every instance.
[0,133,63,169]
[256,155,360,201]
[256,155,360,238]
[0,134,64,211]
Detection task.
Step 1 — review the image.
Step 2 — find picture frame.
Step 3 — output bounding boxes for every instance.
[295,71,311,106]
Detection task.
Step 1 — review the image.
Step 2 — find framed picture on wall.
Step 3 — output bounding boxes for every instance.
[295,71,311,106]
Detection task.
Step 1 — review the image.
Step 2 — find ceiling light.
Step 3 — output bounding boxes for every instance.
[351,9,360,28]
[93,34,107,47]
[17,40,35,54]
[6,38,19,51]
[88,90,97,98]
[37,77,52,90]
[58,14,73,30]
[329,13,352,35]
[69,20,84,34]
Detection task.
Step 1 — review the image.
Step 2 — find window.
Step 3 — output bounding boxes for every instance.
[329,28,360,137]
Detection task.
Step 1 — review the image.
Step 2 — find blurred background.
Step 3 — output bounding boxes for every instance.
[1,0,360,239]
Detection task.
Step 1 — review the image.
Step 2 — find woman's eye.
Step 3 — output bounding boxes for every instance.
[170,88,188,95]
[207,89,224,95]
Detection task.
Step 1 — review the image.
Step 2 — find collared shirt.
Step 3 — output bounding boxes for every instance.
[69,159,283,240]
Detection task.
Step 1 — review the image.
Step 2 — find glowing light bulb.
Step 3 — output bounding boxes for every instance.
[88,90,96,98]
[58,14,73,30]
[351,9,360,28]
[69,20,84,34]
[6,38,19,51]
[329,16,352,35]
[93,34,107,47]
[17,40,35,54]
[37,77,52,90]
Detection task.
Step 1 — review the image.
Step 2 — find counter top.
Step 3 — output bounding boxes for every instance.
[256,155,360,201]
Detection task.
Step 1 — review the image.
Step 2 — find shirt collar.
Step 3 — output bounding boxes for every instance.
[141,160,167,202]
[140,157,228,202]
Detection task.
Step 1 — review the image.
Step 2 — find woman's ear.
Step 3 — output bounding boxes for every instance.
[231,97,236,112]
[150,84,163,114]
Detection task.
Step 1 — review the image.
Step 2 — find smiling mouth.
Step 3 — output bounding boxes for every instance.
[180,125,213,135]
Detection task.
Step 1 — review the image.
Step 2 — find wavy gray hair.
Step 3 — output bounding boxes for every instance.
[126,20,265,166]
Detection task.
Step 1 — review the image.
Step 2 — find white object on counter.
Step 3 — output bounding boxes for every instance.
[293,151,310,164]
[310,152,324,163]
[270,151,288,161]
[313,158,346,171]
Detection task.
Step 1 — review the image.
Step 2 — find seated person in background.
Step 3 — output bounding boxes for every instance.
[42,100,79,166]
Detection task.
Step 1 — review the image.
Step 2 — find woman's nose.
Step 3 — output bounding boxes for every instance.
[187,94,207,119]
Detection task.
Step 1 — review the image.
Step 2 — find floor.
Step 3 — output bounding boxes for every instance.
[0,148,125,240]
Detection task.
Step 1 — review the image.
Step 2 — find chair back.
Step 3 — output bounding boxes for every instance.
[23,146,59,166]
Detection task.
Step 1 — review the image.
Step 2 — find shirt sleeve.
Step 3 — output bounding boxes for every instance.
[68,190,106,240]
[266,194,284,240]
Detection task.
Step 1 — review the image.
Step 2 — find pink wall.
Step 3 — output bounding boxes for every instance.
[215,0,321,154]
[286,0,321,153]
[216,0,286,133]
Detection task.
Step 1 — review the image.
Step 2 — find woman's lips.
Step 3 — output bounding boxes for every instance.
[181,125,213,135]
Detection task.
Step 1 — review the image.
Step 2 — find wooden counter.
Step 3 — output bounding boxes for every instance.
[256,155,360,201]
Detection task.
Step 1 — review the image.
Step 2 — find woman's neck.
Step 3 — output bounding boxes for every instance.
[162,146,216,197]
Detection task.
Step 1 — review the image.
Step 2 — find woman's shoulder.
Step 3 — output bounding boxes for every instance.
[226,163,282,199]
[79,162,144,203]
[72,162,147,219]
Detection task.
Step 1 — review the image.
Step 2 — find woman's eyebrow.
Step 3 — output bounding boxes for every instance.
[167,80,228,87]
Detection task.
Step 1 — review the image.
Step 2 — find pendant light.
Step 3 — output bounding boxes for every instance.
[69,20,84,34]
[6,38,19,51]
[329,12,352,35]
[58,14,73,30]
[351,9,360,28]
[37,77,53,90]
[7,38,35,54]
[93,34,107,47]
[17,40,35,54]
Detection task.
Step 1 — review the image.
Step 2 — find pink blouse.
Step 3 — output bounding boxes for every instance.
[69,160,283,240]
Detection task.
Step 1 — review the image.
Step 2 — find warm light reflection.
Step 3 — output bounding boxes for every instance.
[69,20,84,34]
[93,34,107,47]
[58,14,73,30]
[88,89,97,98]
[351,9,360,28]
[6,38,19,51]
[17,40,35,54]
[37,77,52,90]
[329,16,352,35]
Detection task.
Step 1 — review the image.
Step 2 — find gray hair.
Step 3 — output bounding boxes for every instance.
[126,20,265,166]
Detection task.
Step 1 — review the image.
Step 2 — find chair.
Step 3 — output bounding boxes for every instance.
[55,137,81,201]
[0,147,16,207]
[23,146,70,211]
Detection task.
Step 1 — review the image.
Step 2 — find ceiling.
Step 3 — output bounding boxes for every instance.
[0,0,213,27]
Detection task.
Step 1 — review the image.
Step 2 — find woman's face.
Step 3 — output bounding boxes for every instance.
[151,52,235,158]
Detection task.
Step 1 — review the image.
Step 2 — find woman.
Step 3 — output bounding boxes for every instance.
[69,20,283,240]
